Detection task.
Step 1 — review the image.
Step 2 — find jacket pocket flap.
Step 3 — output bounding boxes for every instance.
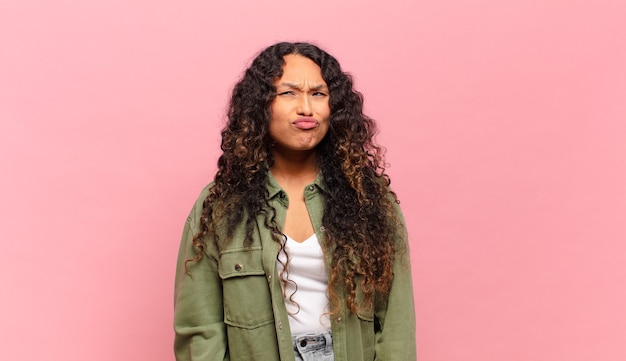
[218,248,266,279]
[356,308,374,322]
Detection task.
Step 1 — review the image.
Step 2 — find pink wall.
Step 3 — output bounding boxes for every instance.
[1,1,625,360]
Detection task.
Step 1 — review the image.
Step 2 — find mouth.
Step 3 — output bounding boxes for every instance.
[292,117,319,130]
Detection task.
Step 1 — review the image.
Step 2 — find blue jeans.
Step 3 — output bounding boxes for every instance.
[292,331,334,361]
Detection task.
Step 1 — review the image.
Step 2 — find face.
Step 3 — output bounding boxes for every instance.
[269,54,330,155]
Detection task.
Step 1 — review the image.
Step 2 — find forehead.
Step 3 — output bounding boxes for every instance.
[276,54,326,85]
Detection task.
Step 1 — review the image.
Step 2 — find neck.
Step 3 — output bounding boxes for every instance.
[270,148,319,184]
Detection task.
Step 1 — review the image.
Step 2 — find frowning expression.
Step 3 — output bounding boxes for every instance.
[269,54,330,154]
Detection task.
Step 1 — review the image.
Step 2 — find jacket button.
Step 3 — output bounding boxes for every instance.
[319,226,326,232]
[307,185,315,191]
[336,317,342,323]
[278,321,283,330]
[234,263,242,271]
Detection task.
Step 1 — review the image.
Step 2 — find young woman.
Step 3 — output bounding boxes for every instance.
[174,42,416,361]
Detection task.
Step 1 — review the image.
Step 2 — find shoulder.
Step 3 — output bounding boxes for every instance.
[186,182,215,227]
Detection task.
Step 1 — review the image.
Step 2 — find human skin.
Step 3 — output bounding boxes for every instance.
[269,53,331,242]
[269,54,331,155]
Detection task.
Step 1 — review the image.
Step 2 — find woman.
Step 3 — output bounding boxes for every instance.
[174,42,416,361]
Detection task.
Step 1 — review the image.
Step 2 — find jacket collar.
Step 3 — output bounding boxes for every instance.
[266,170,327,199]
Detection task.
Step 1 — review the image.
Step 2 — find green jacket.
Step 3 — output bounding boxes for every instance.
[174,173,416,360]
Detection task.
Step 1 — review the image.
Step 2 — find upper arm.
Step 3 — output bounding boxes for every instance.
[174,196,229,361]
[374,203,417,360]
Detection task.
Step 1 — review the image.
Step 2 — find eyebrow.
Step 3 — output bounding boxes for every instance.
[278,82,328,91]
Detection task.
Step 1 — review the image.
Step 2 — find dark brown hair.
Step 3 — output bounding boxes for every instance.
[188,42,403,316]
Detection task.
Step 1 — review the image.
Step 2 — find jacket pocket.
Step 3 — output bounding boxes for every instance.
[356,308,376,355]
[218,248,274,329]
[356,309,374,322]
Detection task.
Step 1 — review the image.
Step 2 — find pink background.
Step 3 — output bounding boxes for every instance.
[1,1,625,360]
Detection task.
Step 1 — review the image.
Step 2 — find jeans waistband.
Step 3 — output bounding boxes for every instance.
[292,330,333,357]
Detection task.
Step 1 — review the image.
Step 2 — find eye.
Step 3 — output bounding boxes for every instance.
[312,91,328,97]
[278,90,296,96]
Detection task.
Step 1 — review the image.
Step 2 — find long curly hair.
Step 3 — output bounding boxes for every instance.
[189,42,403,316]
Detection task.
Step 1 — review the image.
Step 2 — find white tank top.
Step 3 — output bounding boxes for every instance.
[276,233,331,335]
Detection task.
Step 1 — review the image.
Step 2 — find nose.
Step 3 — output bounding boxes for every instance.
[297,94,313,116]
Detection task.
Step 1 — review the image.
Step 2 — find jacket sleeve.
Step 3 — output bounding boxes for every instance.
[374,202,417,360]
[174,191,229,361]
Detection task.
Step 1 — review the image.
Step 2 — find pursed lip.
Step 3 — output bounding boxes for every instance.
[292,117,319,130]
